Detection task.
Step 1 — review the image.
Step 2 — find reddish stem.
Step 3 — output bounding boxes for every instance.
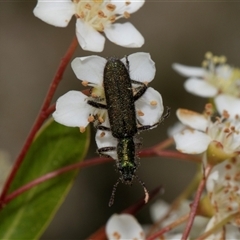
[181,165,212,240]
[0,37,78,202]
[1,148,199,208]
[2,157,111,207]
[141,148,201,163]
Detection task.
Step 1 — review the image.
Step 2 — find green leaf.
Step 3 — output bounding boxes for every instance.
[0,119,90,239]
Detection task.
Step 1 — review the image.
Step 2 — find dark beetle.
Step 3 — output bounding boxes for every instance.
[88,57,169,206]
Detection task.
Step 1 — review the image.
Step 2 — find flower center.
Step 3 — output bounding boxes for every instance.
[207,113,240,154]
[73,0,131,32]
[202,52,240,97]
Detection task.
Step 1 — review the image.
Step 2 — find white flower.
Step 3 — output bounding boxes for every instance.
[33,0,145,52]
[53,52,163,133]
[106,213,145,240]
[173,107,240,159]
[173,52,240,98]
[150,199,208,238]
[203,158,240,238]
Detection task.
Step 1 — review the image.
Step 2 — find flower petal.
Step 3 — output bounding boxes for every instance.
[176,109,208,132]
[76,19,106,52]
[52,91,91,128]
[184,78,218,97]
[135,87,163,126]
[95,129,118,160]
[206,169,219,192]
[215,94,240,119]
[150,200,170,223]
[33,0,75,27]
[113,0,145,14]
[172,63,205,77]
[173,129,211,154]
[106,214,145,240]
[121,52,156,83]
[167,122,186,137]
[104,22,144,48]
[71,55,106,85]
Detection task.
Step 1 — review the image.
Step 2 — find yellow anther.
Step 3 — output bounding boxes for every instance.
[150,100,157,106]
[82,81,88,86]
[106,3,116,12]
[85,3,91,10]
[80,127,86,133]
[98,10,106,18]
[205,52,213,59]
[109,15,116,23]
[100,131,105,137]
[88,115,95,122]
[219,55,227,64]
[124,11,130,19]
[98,116,104,123]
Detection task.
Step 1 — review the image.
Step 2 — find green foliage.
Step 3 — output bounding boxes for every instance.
[0,120,90,239]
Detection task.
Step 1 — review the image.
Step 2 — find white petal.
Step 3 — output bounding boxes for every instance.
[206,169,219,192]
[173,129,211,154]
[113,0,145,14]
[135,87,163,126]
[184,78,218,97]
[52,91,91,128]
[121,52,156,83]
[167,122,186,137]
[176,109,208,132]
[150,200,170,223]
[225,225,240,239]
[172,63,205,77]
[106,214,145,240]
[95,129,118,160]
[71,56,106,85]
[215,94,240,119]
[76,19,105,52]
[104,22,144,48]
[33,0,74,27]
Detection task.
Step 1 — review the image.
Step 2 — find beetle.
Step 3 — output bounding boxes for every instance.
[88,56,169,206]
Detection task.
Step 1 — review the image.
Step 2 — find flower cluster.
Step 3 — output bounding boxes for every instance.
[33,0,145,52]
[172,52,240,237]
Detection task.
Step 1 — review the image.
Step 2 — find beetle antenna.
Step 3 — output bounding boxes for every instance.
[136,176,149,204]
[108,179,120,207]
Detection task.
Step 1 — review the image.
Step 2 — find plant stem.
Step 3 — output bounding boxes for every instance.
[0,145,199,208]
[0,36,78,202]
[1,157,111,207]
[181,165,212,240]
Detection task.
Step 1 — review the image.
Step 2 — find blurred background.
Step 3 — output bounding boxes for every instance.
[1,1,240,239]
